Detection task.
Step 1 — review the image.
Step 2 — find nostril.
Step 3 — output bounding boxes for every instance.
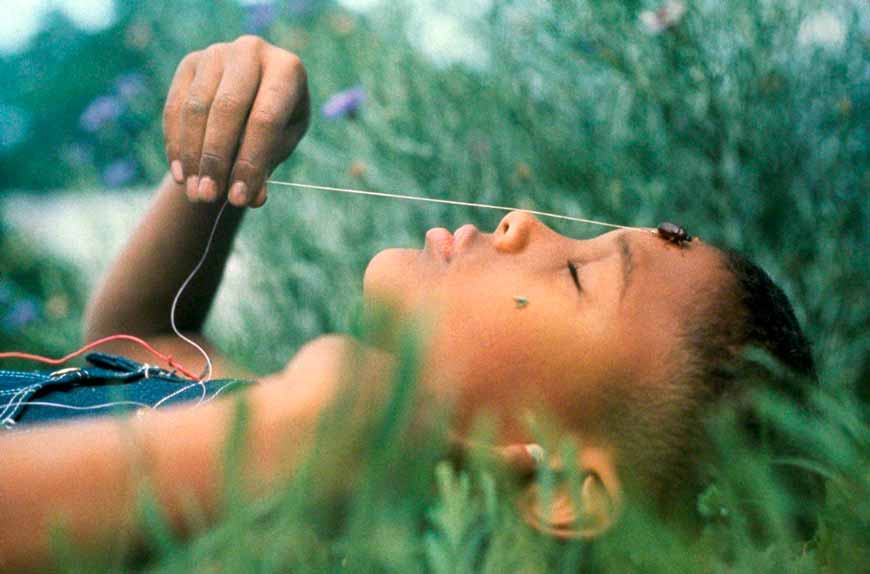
[494,211,537,253]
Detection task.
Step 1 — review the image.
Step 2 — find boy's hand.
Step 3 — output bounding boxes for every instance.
[163,35,310,208]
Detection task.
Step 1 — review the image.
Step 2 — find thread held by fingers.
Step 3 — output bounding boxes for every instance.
[161,179,645,387]
[2,176,646,423]
[169,199,231,386]
[265,180,644,232]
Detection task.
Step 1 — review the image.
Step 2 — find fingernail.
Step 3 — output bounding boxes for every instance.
[171,161,184,183]
[198,177,216,202]
[229,181,248,206]
[186,176,200,201]
[252,185,268,207]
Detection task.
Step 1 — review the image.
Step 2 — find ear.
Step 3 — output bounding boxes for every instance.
[517,446,623,539]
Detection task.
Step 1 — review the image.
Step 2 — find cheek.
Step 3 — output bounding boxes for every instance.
[424,281,584,397]
[421,281,627,437]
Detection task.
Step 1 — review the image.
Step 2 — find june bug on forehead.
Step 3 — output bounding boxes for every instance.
[656,221,692,246]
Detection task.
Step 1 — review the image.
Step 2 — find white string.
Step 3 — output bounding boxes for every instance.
[1,386,226,424]
[152,380,208,410]
[201,380,253,405]
[163,180,641,393]
[169,199,230,388]
[0,380,258,425]
[0,386,35,422]
[0,202,228,426]
[4,180,642,427]
[266,180,642,231]
[0,376,210,425]
[11,400,152,412]
[162,179,642,399]
[3,195,232,423]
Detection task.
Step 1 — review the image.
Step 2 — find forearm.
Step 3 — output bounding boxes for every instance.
[84,173,246,340]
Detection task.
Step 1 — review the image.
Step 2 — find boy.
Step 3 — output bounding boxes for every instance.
[0,36,816,572]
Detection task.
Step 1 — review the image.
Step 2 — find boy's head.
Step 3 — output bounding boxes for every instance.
[363,211,816,536]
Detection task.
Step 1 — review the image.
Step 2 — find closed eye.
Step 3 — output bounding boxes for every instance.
[567,260,582,293]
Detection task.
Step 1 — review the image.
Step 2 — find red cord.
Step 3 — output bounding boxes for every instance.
[0,334,198,380]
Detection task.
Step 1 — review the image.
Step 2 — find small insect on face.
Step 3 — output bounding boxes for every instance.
[656,221,692,246]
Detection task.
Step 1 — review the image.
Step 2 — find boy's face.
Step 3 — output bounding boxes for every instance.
[363,212,726,442]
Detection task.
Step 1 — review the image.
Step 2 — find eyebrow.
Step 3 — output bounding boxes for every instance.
[616,234,635,301]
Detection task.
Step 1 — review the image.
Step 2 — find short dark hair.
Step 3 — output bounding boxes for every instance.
[705,248,816,386]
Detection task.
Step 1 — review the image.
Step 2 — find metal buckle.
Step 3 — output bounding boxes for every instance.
[49,367,81,378]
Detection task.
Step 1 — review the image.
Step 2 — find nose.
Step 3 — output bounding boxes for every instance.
[493,211,542,253]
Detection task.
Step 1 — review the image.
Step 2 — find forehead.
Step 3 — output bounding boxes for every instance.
[598,229,728,373]
[614,229,726,310]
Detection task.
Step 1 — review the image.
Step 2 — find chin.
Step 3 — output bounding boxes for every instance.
[363,247,422,307]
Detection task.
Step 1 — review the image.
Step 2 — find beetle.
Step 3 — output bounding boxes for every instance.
[656,221,692,246]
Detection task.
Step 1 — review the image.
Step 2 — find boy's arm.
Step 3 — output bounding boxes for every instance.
[83,174,256,378]
[84,173,246,342]
[0,36,325,571]
[84,36,309,376]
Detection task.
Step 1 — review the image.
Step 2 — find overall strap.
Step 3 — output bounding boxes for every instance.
[0,353,192,429]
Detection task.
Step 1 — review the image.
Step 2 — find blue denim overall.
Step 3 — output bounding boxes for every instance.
[0,353,250,430]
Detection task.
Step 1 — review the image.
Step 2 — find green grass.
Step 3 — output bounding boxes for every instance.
[1,0,867,571]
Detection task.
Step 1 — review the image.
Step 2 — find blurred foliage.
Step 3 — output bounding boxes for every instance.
[0,218,84,367]
[0,5,149,191]
[0,0,868,571]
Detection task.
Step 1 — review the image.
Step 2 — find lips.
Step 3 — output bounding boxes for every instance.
[453,224,478,251]
[425,227,454,261]
[425,224,480,262]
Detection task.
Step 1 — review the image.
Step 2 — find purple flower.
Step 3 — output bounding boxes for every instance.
[3,299,39,330]
[102,158,138,188]
[245,3,278,32]
[114,72,147,101]
[322,86,365,119]
[79,95,124,132]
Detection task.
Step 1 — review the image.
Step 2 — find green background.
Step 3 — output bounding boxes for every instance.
[0,1,867,572]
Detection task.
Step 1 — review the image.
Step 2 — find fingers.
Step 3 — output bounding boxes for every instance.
[165,36,310,208]
[251,184,268,208]
[227,47,308,207]
[163,51,200,184]
[197,39,263,203]
[180,44,235,201]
